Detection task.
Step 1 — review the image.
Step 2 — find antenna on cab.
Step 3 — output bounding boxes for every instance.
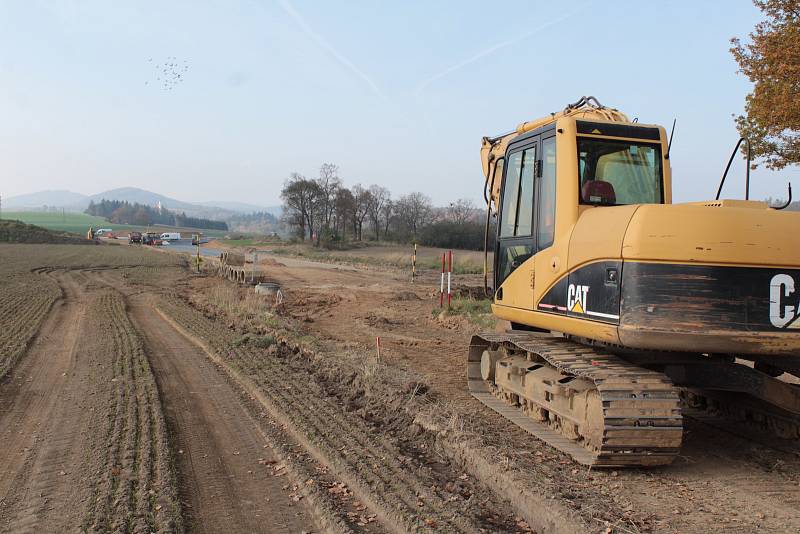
[666,118,676,159]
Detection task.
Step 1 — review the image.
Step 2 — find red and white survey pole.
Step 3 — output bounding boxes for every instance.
[412,243,417,283]
[439,253,445,307]
[439,250,453,308]
[447,250,453,308]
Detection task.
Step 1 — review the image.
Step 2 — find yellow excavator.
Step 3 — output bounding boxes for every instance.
[471,96,800,466]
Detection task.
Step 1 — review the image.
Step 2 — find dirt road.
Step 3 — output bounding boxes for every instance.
[0,272,86,532]
[129,296,315,533]
[0,263,320,533]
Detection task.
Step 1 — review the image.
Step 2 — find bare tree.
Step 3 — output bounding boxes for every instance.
[447,198,476,224]
[333,187,355,240]
[316,163,341,241]
[284,210,306,239]
[351,185,373,241]
[281,173,321,240]
[282,167,486,248]
[395,192,436,239]
[367,185,390,240]
[381,199,394,240]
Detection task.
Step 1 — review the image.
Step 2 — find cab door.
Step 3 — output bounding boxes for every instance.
[495,141,538,308]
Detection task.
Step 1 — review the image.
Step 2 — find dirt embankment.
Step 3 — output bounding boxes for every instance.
[0,220,86,244]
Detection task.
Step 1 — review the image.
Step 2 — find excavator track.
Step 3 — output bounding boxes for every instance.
[468,332,683,467]
[682,389,800,443]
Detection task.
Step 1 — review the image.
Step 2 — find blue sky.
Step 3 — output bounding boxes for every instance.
[1,0,795,206]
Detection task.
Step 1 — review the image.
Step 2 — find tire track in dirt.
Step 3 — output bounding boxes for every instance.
[0,271,87,532]
[82,288,182,532]
[156,296,526,533]
[128,296,317,534]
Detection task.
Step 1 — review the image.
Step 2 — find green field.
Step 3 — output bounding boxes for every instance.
[1,211,228,238]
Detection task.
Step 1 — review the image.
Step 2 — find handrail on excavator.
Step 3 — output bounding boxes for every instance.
[716,137,751,200]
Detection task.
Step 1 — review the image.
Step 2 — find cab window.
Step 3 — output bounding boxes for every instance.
[537,136,556,249]
[497,145,536,287]
[499,152,521,237]
[500,147,535,237]
[497,242,534,286]
[578,138,663,205]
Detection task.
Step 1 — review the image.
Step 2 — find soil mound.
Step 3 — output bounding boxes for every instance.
[0,220,85,244]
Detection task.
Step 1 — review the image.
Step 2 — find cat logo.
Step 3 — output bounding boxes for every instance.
[567,284,589,314]
[770,274,800,329]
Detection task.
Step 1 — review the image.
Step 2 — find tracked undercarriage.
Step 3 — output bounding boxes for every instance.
[469,332,800,467]
[469,333,683,466]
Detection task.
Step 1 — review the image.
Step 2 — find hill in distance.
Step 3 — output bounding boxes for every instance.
[6,187,281,218]
[194,200,268,212]
[84,187,196,211]
[3,190,89,209]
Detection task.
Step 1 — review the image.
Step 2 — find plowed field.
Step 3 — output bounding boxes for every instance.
[1,243,798,534]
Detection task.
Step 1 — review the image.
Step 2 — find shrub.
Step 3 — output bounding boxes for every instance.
[231,333,276,348]
[418,221,495,251]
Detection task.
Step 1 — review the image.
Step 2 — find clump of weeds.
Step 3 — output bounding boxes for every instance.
[231,333,276,348]
[432,297,496,329]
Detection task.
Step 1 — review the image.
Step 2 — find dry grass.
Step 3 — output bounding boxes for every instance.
[191,279,431,409]
[204,283,280,328]
[260,242,489,274]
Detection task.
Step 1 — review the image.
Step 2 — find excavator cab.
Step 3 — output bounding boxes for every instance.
[472,97,800,466]
[486,102,799,357]
[491,112,672,313]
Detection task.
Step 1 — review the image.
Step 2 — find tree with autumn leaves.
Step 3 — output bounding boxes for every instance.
[731,0,800,169]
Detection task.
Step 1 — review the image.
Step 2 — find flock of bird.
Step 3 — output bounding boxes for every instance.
[146,57,189,90]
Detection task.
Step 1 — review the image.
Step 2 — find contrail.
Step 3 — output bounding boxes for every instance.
[414,5,586,96]
[278,0,386,100]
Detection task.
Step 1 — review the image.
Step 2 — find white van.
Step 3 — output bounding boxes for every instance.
[160,232,182,241]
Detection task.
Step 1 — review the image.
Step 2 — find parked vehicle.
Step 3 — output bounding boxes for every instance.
[128,231,142,244]
[142,232,162,246]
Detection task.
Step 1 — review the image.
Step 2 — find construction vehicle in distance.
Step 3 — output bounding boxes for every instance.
[142,232,163,246]
[472,96,800,466]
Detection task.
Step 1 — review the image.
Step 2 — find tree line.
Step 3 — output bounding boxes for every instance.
[281,164,492,250]
[86,199,229,231]
[226,211,280,234]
